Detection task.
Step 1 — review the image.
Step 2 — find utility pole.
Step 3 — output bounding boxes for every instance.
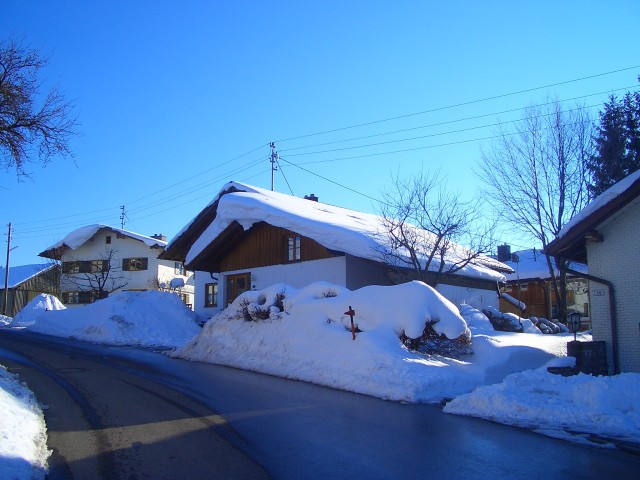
[3,223,12,316]
[270,142,279,191]
[120,205,126,229]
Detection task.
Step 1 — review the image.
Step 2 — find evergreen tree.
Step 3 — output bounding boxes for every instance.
[588,86,640,197]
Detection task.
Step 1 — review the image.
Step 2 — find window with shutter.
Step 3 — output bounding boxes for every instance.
[123,257,148,271]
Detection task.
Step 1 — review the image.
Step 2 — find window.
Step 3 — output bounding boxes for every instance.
[62,260,108,274]
[106,235,112,244]
[205,283,218,307]
[175,262,185,275]
[287,235,301,262]
[122,257,148,271]
[225,273,251,306]
[62,261,81,274]
[91,260,109,273]
[62,291,92,304]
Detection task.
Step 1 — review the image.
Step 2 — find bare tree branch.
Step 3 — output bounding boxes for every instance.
[0,39,78,179]
[478,100,594,322]
[377,171,498,288]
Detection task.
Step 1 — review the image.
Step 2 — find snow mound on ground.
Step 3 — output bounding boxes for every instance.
[0,365,50,479]
[172,281,562,403]
[459,304,494,330]
[12,294,66,326]
[444,366,640,445]
[12,291,201,348]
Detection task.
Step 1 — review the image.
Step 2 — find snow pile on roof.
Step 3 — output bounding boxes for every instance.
[13,294,66,325]
[503,248,587,281]
[444,365,640,446]
[7,291,200,348]
[173,281,564,403]
[558,169,640,239]
[42,224,166,254]
[0,264,54,289]
[0,365,50,479]
[185,182,508,282]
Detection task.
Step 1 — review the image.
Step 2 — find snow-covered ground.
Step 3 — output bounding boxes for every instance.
[1,283,639,478]
[0,364,50,480]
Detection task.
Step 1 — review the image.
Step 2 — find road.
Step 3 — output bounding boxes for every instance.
[1,330,639,480]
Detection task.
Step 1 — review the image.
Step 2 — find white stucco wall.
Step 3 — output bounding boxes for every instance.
[192,254,501,320]
[59,229,193,307]
[193,257,347,317]
[586,198,640,373]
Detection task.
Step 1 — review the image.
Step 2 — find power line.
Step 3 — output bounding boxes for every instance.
[279,157,386,206]
[273,65,639,143]
[281,102,602,159]
[278,86,637,154]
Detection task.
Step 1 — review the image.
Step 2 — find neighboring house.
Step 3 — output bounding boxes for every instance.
[0,264,60,317]
[497,246,589,326]
[546,169,640,374]
[160,182,512,318]
[39,225,194,308]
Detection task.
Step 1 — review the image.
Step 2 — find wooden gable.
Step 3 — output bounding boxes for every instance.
[187,221,341,272]
[220,222,341,272]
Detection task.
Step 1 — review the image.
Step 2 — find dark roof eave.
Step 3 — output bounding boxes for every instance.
[547,174,640,262]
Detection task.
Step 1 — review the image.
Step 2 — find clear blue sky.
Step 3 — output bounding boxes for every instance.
[2,0,639,267]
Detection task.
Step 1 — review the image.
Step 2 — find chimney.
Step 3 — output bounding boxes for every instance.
[304,193,319,202]
[151,233,167,241]
[497,244,511,262]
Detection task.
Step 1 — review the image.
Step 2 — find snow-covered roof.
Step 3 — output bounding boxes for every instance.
[502,249,587,282]
[547,169,640,262]
[176,181,510,282]
[39,224,167,260]
[0,264,55,289]
[558,169,640,239]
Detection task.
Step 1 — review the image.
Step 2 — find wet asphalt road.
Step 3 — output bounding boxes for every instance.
[1,329,639,479]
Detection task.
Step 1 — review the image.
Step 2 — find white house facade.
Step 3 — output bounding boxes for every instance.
[547,170,640,374]
[40,225,194,308]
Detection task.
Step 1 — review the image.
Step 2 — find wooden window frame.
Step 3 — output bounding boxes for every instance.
[175,262,185,275]
[204,282,218,308]
[286,235,301,262]
[122,257,149,271]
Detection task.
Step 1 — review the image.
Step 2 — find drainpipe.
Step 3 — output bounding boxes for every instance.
[562,265,619,375]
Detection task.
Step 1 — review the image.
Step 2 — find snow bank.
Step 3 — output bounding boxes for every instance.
[444,365,640,446]
[12,294,66,326]
[0,365,50,479]
[173,281,564,403]
[9,291,201,348]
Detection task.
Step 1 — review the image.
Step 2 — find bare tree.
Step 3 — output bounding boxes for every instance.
[479,100,593,322]
[377,171,498,288]
[0,39,78,178]
[61,249,128,301]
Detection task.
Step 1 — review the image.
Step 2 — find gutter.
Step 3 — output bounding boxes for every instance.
[562,264,619,375]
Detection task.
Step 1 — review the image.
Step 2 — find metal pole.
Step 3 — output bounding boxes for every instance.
[270,142,277,191]
[2,223,11,316]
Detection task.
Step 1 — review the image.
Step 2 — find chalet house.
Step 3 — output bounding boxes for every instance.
[160,182,513,317]
[39,225,194,308]
[0,264,59,317]
[497,246,589,326]
[546,170,640,374]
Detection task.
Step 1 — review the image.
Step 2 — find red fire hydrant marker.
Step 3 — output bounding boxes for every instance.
[344,306,356,340]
